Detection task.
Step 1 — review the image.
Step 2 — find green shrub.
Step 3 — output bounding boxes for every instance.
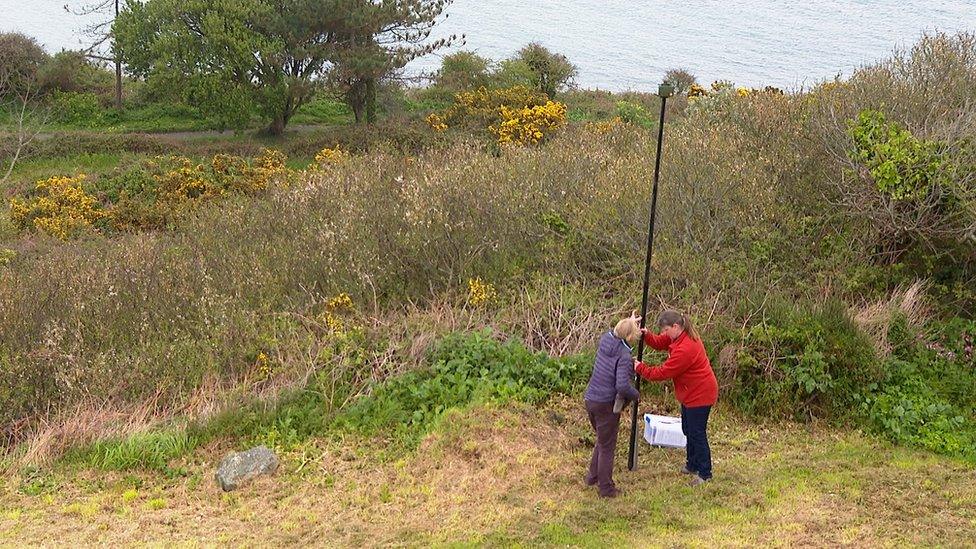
[50,91,104,127]
[859,358,974,459]
[728,299,880,419]
[492,59,537,90]
[847,109,949,201]
[615,101,655,129]
[435,51,492,91]
[38,50,114,96]
[510,43,577,98]
[335,330,591,447]
[0,33,49,95]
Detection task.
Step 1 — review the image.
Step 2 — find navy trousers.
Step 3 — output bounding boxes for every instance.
[681,404,713,480]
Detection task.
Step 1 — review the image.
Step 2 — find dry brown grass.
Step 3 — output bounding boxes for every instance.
[854,279,930,357]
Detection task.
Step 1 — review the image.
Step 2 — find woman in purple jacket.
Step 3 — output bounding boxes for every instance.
[583,313,641,498]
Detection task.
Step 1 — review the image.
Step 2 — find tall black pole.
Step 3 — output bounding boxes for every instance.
[628,83,673,471]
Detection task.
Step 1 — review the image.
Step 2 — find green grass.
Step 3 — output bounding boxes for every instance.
[64,430,197,472]
[464,420,976,547]
[2,96,354,135]
[3,152,128,190]
[291,97,354,126]
[91,103,216,133]
[0,103,218,134]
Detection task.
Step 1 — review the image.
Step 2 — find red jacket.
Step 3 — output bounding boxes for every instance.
[636,331,718,407]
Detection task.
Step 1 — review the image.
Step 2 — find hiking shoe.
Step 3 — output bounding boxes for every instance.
[680,466,696,475]
[689,475,709,486]
[599,488,620,498]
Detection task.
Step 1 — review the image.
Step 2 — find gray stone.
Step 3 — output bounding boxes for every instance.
[215,445,279,491]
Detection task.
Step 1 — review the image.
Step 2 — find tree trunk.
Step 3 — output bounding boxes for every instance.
[365,78,376,125]
[351,99,364,124]
[114,0,122,109]
[115,59,122,109]
[268,113,286,136]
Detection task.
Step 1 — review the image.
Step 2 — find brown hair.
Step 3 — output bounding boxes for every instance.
[657,309,700,341]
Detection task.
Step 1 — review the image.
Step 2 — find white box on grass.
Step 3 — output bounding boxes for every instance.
[643,414,686,448]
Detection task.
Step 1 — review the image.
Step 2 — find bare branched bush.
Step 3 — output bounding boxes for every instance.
[813,32,976,262]
[0,38,49,184]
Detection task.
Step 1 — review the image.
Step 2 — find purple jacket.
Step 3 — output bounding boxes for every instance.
[584,331,640,404]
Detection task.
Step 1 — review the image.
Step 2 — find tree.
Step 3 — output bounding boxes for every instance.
[38,50,115,95]
[492,58,535,89]
[66,1,128,108]
[513,43,576,99]
[0,33,49,96]
[325,1,459,124]
[115,0,456,134]
[435,50,490,91]
[664,68,697,95]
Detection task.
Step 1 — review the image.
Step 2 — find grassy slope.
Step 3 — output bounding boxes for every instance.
[0,96,354,134]
[1,396,973,546]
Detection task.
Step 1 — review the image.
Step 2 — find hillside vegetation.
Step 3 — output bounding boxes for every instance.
[0,31,974,546]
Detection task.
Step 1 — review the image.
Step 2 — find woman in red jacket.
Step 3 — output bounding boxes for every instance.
[635,310,718,485]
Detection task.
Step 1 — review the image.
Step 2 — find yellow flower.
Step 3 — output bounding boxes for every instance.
[323,311,345,332]
[311,145,350,171]
[255,352,272,380]
[467,277,497,306]
[489,101,567,146]
[328,292,353,312]
[9,174,105,240]
[425,113,448,132]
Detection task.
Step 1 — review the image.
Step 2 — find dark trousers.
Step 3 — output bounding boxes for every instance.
[681,404,713,480]
[585,399,620,496]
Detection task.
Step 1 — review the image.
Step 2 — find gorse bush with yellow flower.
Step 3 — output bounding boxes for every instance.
[491,101,567,145]
[311,145,350,170]
[584,116,622,135]
[425,113,448,132]
[687,81,785,102]
[9,150,291,237]
[426,85,566,146]
[444,85,550,127]
[467,277,497,306]
[9,175,107,240]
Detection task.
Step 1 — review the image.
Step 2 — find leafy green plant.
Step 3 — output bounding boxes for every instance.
[858,359,974,459]
[847,109,949,201]
[335,330,591,447]
[50,91,104,127]
[615,101,655,129]
[729,299,879,418]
